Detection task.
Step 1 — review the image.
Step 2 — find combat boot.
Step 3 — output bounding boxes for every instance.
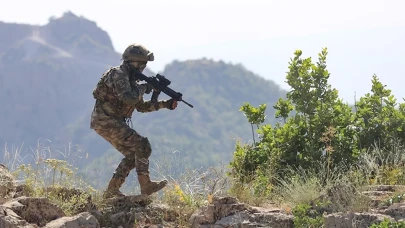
[138,174,168,195]
[103,177,125,199]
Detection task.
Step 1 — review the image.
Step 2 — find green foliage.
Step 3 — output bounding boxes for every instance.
[370,219,405,228]
[230,47,405,196]
[354,75,405,152]
[380,191,405,207]
[274,97,294,122]
[240,103,267,126]
[240,103,267,143]
[292,202,325,228]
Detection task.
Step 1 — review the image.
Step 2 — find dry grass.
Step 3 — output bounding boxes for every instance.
[146,151,231,226]
[2,139,99,216]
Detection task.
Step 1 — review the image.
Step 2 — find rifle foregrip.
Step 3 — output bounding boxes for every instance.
[151,91,160,103]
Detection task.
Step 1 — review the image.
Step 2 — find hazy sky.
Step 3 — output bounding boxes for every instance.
[1,0,405,103]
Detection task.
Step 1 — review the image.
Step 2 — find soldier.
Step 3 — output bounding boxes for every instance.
[90,43,177,198]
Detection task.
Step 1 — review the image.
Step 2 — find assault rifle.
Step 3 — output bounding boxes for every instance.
[133,70,194,108]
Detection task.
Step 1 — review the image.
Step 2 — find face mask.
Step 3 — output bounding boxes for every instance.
[130,61,147,72]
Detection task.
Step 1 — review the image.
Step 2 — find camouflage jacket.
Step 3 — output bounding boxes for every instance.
[90,64,170,129]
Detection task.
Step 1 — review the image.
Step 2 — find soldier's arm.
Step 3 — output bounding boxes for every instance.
[135,99,171,113]
[112,71,146,105]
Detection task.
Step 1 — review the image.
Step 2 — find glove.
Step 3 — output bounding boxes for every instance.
[140,83,153,94]
[165,99,177,110]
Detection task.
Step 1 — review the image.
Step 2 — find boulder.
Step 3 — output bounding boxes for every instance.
[189,196,294,228]
[44,212,99,228]
[2,196,65,226]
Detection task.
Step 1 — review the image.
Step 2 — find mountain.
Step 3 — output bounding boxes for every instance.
[0,11,153,148]
[0,12,287,186]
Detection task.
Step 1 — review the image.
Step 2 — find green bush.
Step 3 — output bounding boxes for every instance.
[229,48,405,194]
[370,219,405,228]
[292,202,325,228]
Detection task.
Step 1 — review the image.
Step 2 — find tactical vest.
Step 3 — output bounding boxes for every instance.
[92,67,125,111]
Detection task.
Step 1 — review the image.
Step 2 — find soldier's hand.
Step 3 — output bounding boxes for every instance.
[172,100,178,109]
[167,99,178,110]
[142,83,153,94]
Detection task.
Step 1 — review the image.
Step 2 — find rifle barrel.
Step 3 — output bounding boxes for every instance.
[182,100,194,108]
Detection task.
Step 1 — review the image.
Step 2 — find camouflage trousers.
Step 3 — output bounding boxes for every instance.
[94,118,152,179]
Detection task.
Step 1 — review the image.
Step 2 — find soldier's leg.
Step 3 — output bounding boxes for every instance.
[94,119,167,196]
[94,121,138,198]
[130,136,168,195]
[104,155,136,198]
[103,131,168,196]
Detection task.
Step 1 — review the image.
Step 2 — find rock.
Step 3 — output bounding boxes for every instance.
[190,204,216,225]
[362,191,394,197]
[324,212,394,228]
[44,212,99,228]
[384,202,405,220]
[249,206,283,213]
[247,212,294,228]
[363,185,405,192]
[107,210,138,228]
[189,196,293,228]
[98,196,176,228]
[362,190,395,209]
[2,196,65,226]
[104,194,152,208]
[212,196,239,205]
[189,196,248,226]
[145,204,178,223]
[214,211,250,226]
[0,205,38,228]
[213,211,293,228]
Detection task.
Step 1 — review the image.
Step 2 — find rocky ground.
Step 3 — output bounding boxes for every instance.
[2,164,405,227]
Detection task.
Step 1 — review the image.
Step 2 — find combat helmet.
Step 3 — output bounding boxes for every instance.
[122,43,154,62]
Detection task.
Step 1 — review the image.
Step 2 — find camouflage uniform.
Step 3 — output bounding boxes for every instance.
[90,44,173,198]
